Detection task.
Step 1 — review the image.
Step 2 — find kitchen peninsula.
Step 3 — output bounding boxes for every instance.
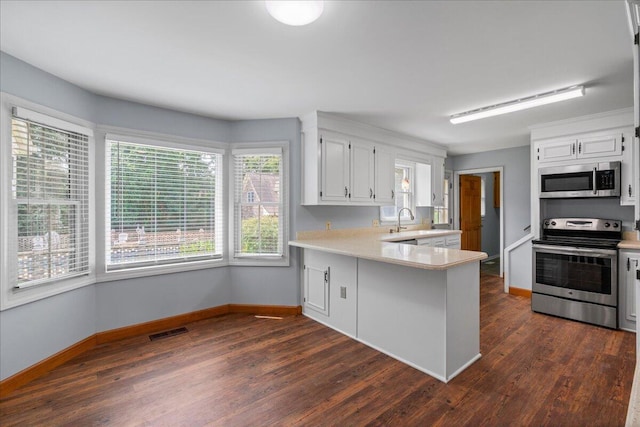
[289,229,487,383]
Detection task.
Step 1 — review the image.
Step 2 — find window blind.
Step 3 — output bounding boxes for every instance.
[11,110,91,288]
[232,148,284,258]
[106,139,223,270]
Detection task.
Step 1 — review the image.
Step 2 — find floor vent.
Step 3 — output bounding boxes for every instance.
[149,327,188,341]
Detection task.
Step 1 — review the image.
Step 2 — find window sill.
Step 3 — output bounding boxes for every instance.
[97,258,228,283]
[1,274,96,311]
[229,256,290,267]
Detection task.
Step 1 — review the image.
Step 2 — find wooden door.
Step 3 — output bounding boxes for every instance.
[459,175,481,251]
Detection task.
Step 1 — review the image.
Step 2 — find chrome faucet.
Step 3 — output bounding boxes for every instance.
[396,208,415,232]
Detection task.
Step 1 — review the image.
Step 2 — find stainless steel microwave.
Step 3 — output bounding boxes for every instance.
[539,161,621,198]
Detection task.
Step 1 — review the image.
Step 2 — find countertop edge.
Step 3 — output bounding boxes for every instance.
[289,240,487,270]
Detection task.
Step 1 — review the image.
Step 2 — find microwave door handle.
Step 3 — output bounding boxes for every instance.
[593,167,597,195]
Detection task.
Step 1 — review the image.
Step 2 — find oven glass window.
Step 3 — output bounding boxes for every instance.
[535,252,611,295]
[541,172,593,193]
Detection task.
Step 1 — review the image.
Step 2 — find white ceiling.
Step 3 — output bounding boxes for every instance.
[0,1,634,155]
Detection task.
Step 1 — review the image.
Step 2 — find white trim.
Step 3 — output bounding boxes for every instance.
[102,127,227,153]
[0,93,97,310]
[453,166,505,281]
[13,106,94,136]
[504,233,534,294]
[302,111,447,158]
[229,141,290,267]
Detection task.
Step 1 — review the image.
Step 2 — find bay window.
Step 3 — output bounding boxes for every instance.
[6,106,92,292]
[231,143,288,265]
[105,136,224,271]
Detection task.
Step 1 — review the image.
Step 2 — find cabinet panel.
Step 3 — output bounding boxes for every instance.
[374,146,396,204]
[304,264,329,316]
[537,138,576,163]
[578,134,622,158]
[432,157,445,207]
[321,133,350,202]
[415,162,432,207]
[621,132,636,206]
[350,140,375,202]
[619,252,638,332]
[445,235,461,249]
[302,250,357,336]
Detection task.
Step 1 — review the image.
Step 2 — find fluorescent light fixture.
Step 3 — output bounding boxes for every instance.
[266,1,324,26]
[450,85,585,124]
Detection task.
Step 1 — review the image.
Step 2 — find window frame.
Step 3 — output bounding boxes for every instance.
[229,141,289,267]
[98,129,227,282]
[0,93,96,310]
[380,159,417,224]
[433,170,451,225]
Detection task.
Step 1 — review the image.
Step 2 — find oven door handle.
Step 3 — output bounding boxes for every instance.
[532,244,617,257]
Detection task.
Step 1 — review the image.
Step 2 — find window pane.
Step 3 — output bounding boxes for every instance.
[106,140,223,270]
[234,152,283,257]
[12,117,90,286]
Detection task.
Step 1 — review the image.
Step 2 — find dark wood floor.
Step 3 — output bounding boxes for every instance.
[0,273,635,426]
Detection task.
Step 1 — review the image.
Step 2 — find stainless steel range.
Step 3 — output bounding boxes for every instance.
[532,218,622,329]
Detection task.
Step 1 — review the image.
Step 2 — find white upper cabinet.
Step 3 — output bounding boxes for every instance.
[320,132,350,202]
[621,131,636,206]
[534,127,635,207]
[431,157,445,207]
[301,111,447,206]
[536,133,623,164]
[536,138,577,163]
[415,162,432,207]
[578,134,622,158]
[374,145,396,205]
[350,139,375,202]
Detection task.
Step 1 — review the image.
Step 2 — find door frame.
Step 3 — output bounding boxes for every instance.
[453,166,504,280]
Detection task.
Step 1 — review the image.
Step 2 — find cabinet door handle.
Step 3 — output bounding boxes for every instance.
[324,267,330,284]
[344,186,348,197]
[628,258,631,271]
[433,193,436,201]
[370,188,373,198]
[629,184,632,197]
[391,189,395,199]
[572,143,575,155]
[578,142,582,154]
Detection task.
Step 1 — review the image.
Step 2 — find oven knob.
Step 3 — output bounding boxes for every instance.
[613,223,619,228]
[550,221,556,226]
[544,221,550,226]
[604,222,610,228]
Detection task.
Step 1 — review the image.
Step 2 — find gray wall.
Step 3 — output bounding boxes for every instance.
[450,145,531,247]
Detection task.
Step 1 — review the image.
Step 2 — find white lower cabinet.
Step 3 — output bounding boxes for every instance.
[619,250,639,332]
[303,249,357,337]
[445,234,461,249]
[415,233,461,249]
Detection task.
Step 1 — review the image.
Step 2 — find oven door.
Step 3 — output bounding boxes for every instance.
[532,244,617,307]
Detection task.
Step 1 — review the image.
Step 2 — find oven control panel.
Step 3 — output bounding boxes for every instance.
[542,218,621,231]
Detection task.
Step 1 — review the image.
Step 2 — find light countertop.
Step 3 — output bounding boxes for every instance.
[289,230,486,271]
[379,229,462,242]
[619,241,640,250]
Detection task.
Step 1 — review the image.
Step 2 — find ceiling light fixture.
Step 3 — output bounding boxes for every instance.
[449,85,585,124]
[265,1,324,26]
